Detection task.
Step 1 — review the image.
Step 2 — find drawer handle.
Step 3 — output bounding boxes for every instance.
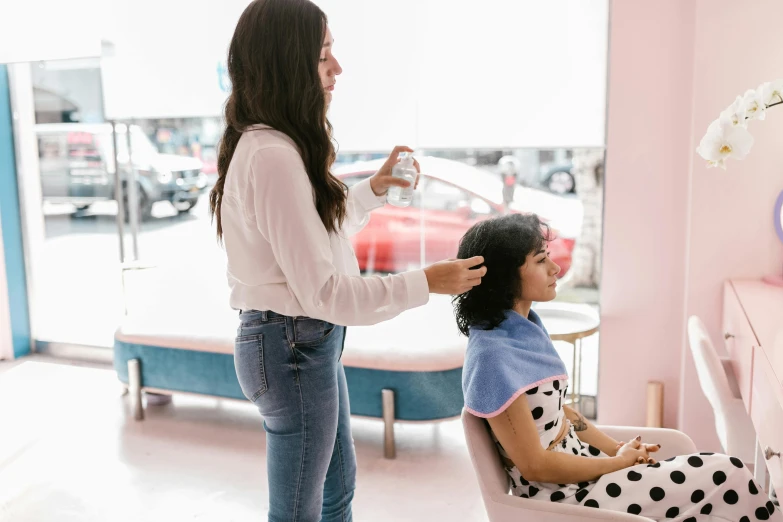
[724,332,735,340]
[765,447,781,460]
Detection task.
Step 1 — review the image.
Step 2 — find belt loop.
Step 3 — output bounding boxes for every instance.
[260,310,268,321]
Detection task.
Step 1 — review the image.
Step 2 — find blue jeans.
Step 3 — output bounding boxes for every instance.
[234,310,355,522]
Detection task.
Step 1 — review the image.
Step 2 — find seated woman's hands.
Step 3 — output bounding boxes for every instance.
[616,436,661,467]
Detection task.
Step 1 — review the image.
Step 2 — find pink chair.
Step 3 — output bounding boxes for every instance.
[687,315,756,464]
[462,409,697,521]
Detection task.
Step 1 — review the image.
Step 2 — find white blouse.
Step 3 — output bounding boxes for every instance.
[220,125,430,326]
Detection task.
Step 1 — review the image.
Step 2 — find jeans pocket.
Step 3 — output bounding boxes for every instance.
[234,334,267,401]
[293,318,337,347]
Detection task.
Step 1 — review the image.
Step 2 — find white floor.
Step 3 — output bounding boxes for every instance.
[0,356,488,522]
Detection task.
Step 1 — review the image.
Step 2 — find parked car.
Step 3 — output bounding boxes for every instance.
[540,162,576,195]
[36,123,207,220]
[333,156,575,275]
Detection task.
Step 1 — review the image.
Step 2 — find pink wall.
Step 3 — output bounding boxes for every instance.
[600,0,783,450]
[680,0,783,449]
[598,0,696,430]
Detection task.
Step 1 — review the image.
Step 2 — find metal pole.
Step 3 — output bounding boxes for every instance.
[576,337,583,410]
[110,121,126,262]
[570,341,578,410]
[124,122,140,261]
[128,358,144,421]
[382,389,396,459]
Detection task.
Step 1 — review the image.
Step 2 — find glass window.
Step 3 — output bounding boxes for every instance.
[10,1,607,409]
[23,60,124,346]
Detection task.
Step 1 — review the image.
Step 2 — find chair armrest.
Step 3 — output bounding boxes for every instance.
[598,426,697,460]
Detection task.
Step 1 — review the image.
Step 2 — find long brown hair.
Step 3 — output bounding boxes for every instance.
[209,0,346,240]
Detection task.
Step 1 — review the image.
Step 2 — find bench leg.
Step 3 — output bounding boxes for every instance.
[382,389,395,459]
[128,358,144,421]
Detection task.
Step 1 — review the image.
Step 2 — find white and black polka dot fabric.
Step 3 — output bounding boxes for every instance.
[491,379,779,521]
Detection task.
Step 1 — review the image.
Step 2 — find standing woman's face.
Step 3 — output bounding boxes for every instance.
[319,26,342,104]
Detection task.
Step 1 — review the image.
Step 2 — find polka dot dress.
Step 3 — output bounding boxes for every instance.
[491,379,780,521]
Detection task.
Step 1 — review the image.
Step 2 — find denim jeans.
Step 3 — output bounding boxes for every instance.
[234,310,355,522]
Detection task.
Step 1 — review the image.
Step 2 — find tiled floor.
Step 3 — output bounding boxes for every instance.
[0,356,488,522]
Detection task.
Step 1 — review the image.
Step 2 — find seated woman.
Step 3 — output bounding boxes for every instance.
[455,213,778,521]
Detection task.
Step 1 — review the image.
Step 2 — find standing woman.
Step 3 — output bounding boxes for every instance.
[209,1,486,521]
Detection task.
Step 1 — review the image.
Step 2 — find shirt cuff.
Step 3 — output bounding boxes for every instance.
[352,177,387,211]
[402,269,430,310]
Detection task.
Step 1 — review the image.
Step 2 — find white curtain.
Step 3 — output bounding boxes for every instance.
[97,0,608,149]
[320,0,609,149]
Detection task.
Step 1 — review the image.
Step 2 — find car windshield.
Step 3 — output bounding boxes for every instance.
[130,127,159,161]
[113,125,159,165]
[334,156,504,205]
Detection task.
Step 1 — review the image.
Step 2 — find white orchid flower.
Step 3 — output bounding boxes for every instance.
[721,95,747,127]
[758,79,783,107]
[740,89,766,121]
[696,114,755,169]
[699,79,781,169]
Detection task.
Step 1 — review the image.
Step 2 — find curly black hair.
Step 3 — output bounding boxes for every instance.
[452,213,553,336]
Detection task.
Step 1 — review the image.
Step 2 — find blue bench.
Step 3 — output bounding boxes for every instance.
[114,296,466,458]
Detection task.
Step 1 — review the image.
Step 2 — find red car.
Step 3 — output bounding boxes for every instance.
[334,156,575,276]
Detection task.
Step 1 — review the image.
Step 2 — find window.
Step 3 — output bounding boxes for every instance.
[11,1,607,411]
